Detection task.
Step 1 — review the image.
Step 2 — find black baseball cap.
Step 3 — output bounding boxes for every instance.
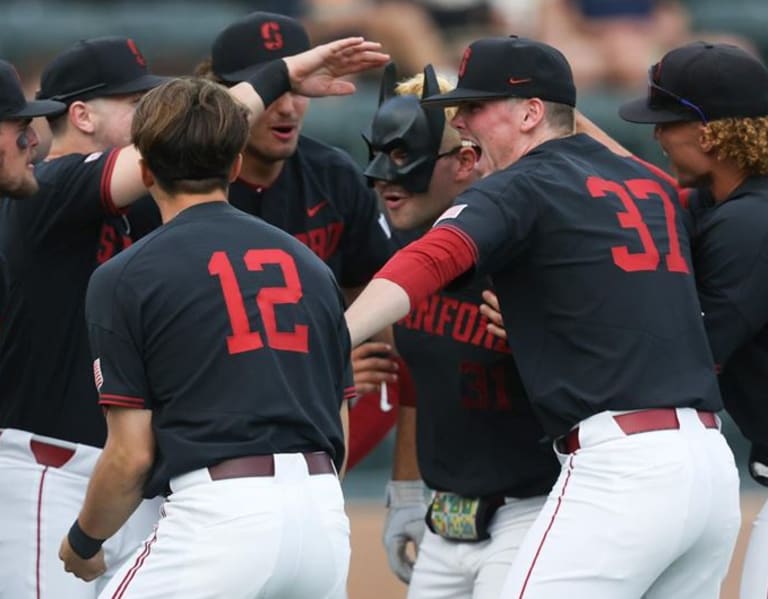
[212,12,311,83]
[37,37,166,104]
[0,60,65,120]
[620,42,768,124]
[421,36,576,108]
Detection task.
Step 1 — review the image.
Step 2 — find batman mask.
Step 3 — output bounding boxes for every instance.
[362,63,445,194]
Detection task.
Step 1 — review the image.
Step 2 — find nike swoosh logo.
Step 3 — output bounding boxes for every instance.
[306,200,329,217]
[508,77,532,85]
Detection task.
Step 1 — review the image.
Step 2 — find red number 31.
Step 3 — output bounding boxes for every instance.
[587,177,689,273]
[208,249,309,355]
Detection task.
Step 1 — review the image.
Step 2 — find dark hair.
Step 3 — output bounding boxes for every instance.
[131,77,249,194]
[193,58,227,86]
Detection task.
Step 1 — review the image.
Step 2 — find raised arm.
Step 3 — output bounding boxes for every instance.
[111,37,389,208]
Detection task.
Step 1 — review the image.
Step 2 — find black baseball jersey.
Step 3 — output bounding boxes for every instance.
[0,150,161,447]
[689,177,768,446]
[392,228,559,498]
[229,135,392,288]
[434,134,721,438]
[86,201,353,498]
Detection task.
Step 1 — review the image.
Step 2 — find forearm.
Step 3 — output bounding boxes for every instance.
[345,278,411,348]
[346,227,476,347]
[77,447,150,540]
[339,399,350,479]
[392,406,420,480]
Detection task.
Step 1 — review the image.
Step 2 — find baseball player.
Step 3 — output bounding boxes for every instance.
[0,60,64,312]
[345,36,740,598]
[363,63,561,597]
[0,37,170,599]
[0,60,63,199]
[619,42,768,599]
[59,38,389,596]
[197,11,400,467]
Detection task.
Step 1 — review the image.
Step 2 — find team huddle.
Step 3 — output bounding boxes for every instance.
[0,9,766,599]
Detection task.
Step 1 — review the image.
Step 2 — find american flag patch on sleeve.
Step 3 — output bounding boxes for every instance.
[93,358,103,391]
[433,203,467,225]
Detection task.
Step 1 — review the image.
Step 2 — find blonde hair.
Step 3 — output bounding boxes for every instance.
[702,116,768,175]
[395,72,460,150]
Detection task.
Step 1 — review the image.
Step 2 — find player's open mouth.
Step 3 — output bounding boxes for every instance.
[271,126,296,140]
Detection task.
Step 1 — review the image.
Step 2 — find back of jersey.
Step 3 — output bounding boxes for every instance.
[442,134,721,437]
[86,202,351,497]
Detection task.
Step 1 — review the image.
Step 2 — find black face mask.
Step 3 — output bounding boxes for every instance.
[362,63,445,194]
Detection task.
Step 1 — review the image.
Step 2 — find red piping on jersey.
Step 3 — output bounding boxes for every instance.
[36,467,49,599]
[374,226,477,308]
[519,454,575,598]
[99,394,145,409]
[111,531,157,598]
[100,148,123,216]
[629,155,691,209]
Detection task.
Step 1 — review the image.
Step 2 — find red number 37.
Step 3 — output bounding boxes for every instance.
[208,249,309,355]
[587,177,689,273]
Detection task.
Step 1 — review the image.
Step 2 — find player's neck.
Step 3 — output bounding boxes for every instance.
[46,132,105,161]
[154,191,228,224]
[237,154,285,188]
[710,161,748,204]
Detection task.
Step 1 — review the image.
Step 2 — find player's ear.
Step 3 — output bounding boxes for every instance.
[520,98,545,132]
[68,101,96,135]
[699,123,715,153]
[229,153,243,183]
[138,159,154,189]
[455,146,479,182]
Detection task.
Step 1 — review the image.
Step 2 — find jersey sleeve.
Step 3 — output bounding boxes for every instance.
[336,168,394,288]
[29,149,124,239]
[698,203,768,366]
[85,262,150,409]
[433,174,539,276]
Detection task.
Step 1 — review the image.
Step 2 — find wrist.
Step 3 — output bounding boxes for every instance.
[386,479,426,507]
[247,59,291,109]
[67,520,105,560]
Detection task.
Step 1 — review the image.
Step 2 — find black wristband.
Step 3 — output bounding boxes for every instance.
[67,520,105,560]
[247,59,291,109]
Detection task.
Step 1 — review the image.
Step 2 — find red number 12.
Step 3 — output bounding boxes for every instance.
[208,249,309,355]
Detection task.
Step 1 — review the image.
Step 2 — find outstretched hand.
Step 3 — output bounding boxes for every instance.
[284,37,389,97]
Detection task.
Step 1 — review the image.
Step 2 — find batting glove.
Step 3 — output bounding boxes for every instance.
[750,442,768,487]
[383,480,427,584]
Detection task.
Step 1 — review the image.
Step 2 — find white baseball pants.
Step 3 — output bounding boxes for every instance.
[498,408,741,599]
[97,452,350,599]
[740,495,768,598]
[0,428,161,599]
[407,495,546,599]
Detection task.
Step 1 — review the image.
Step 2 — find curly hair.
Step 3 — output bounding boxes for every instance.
[702,116,768,175]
